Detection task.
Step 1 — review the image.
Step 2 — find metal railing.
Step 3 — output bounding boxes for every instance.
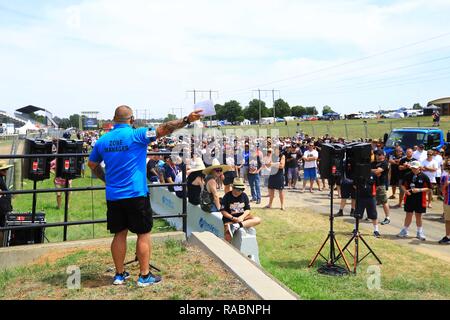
[0,151,187,242]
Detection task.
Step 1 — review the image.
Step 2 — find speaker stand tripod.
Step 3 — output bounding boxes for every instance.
[335,216,382,274]
[308,180,351,276]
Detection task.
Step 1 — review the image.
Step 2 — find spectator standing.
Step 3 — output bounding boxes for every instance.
[439,160,450,244]
[388,147,403,199]
[392,148,416,209]
[421,150,438,208]
[413,144,427,162]
[301,143,320,193]
[372,151,391,225]
[265,147,286,210]
[397,161,431,241]
[248,148,262,204]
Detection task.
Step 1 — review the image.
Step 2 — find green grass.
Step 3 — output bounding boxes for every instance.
[12,171,174,243]
[256,207,450,300]
[212,116,449,139]
[0,240,257,300]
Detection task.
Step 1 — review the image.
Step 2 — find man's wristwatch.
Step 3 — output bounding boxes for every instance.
[183,116,191,125]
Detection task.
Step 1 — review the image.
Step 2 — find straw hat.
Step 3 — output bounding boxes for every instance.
[187,157,206,174]
[202,158,232,175]
[0,160,14,171]
[232,178,246,190]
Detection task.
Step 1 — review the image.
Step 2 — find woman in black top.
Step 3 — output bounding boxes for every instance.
[186,157,206,206]
[265,147,286,210]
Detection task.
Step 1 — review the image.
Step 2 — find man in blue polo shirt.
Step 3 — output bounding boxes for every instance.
[88,105,202,287]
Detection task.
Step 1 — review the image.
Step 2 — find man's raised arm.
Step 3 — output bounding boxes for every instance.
[156,109,203,139]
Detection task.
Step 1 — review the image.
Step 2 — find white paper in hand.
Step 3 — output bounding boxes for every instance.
[194,100,216,117]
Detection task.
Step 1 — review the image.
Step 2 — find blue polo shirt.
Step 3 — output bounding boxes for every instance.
[89,124,156,201]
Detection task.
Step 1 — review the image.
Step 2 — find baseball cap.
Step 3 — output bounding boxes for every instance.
[410,161,421,169]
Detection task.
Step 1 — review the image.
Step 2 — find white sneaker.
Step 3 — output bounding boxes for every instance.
[397,229,408,238]
[227,224,239,238]
[416,231,426,241]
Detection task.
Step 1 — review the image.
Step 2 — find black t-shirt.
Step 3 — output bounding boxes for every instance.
[356,175,376,198]
[389,153,402,176]
[402,172,431,205]
[398,156,416,180]
[372,160,389,186]
[286,151,302,168]
[221,191,250,218]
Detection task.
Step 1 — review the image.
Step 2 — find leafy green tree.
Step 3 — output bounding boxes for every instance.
[164,114,177,122]
[222,100,243,122]
[273,99,291,117]
[243,99,267,120]
[305,106,318,115]
[413,103,423,110]
[322,105,334,115]
[291,106,306,117]
[214,104,225,120]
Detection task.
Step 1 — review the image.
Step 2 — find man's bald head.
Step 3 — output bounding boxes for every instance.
[114,105,133,123]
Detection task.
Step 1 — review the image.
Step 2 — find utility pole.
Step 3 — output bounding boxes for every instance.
[252,89,280,126]
[186,89,219,126]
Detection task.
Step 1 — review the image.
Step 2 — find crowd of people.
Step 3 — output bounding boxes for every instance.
[145,131,450,245]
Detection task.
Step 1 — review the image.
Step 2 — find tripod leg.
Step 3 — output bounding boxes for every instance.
[359,234,382,265]
[334,234,355,262]
[308,234,330,268]
[332,237,351,271]
[354,235,359,274]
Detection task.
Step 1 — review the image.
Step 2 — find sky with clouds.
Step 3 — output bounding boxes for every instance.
[1,0,450,120]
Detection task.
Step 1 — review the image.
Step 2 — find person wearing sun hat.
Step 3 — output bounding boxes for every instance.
[397,160,431,241]
[220,177,261,242]
[0,160,14,231]
[200,159,232,212]
[186,157,206,206]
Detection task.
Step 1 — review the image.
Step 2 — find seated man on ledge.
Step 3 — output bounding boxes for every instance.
[221,178,261,242]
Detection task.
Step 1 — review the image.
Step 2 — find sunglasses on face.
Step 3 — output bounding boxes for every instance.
[214,169,223,173]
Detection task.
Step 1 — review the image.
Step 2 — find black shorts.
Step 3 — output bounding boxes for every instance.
[341,183,356,199]
[223,171,237,185]
[354,197,377,220]
[106,196,153,234]
[404,201,426,214]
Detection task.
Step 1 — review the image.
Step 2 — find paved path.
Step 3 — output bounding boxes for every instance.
[231,184,450,262]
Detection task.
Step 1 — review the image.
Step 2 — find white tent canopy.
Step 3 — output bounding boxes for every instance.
[17,121,39,134]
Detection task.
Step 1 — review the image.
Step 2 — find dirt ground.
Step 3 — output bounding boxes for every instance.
[0,242,259,300]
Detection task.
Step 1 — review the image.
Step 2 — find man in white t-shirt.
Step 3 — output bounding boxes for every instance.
[413,144,427,162]
[421,150,438,208]
[433,148,444,199]
[301,143,319,193]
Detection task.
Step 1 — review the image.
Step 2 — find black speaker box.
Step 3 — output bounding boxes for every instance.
[2,212,46,247]
[319,143,345,179]
[345,143,372,180]
[56,139,84,179]
[23,139,53,181]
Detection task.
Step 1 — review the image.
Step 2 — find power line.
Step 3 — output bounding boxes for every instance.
[222,31,450,95]
[252,89,280,126]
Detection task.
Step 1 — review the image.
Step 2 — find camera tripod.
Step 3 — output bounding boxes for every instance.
[309,180,351,276]
[334,185,382,274]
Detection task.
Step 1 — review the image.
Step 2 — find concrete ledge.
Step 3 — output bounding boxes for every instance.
[189,231,299,300]
[0,231,186,270]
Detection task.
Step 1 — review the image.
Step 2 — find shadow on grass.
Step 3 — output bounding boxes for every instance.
[269,259,312,269]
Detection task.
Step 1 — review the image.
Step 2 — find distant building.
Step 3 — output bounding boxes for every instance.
[427,97,450,115]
